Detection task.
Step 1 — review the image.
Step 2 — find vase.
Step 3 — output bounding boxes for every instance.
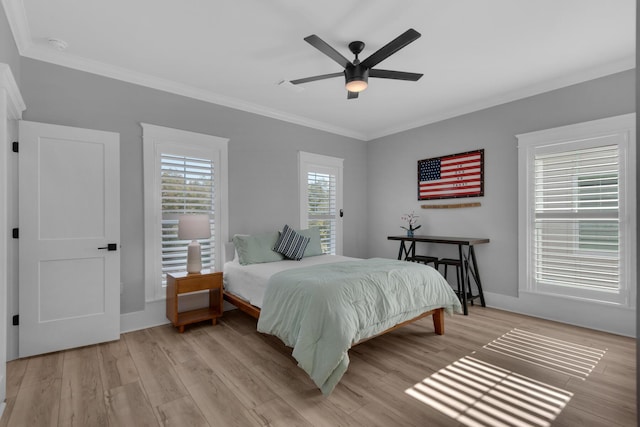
[407,229,414,237]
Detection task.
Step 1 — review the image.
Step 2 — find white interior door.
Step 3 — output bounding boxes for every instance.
[18,121,120,358]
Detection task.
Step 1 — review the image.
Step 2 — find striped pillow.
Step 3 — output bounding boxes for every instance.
[273,224,310,260]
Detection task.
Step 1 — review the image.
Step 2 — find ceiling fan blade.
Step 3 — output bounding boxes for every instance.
[347,91,359,99]
[304,35,352,68]
[369,69,423,81]
[360,29,421,69]
[290,72,344,85]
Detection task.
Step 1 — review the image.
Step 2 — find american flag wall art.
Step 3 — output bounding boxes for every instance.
[417,149,484,200]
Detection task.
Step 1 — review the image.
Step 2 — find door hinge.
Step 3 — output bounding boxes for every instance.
[12,315,19,326]
[12,228,18,239]
[12,141,18,153]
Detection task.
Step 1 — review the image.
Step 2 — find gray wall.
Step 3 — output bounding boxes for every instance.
[367,70,635,298]
[19,58,368,314]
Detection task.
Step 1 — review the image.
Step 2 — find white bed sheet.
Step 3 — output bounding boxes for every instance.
[223,254,357,308]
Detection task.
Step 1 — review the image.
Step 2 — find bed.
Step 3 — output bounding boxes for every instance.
[222,228,462,395]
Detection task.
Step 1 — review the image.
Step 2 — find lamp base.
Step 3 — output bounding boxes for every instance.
[186,240,202,274]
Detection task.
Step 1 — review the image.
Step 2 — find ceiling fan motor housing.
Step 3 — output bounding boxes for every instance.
[345,64,369,85]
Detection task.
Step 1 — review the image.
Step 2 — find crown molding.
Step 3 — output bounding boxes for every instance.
[18,38,636,143]
[3,0,366,140]
[19,43,369,141]
[367,55,636,141]
[0,63,26,119]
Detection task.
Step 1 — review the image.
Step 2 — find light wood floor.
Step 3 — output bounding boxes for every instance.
[0,306,636,426]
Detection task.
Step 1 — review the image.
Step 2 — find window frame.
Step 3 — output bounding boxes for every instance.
[298,151,343,255]
[142,123,228,302]
[517,113,636,307]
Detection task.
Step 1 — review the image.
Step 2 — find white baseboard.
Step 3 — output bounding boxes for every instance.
[4,298,235,361]
[120,299,170,333]
[119,297,237,334]
[119,291,635,337]
[483,291,635,337]
[0,401,5,420]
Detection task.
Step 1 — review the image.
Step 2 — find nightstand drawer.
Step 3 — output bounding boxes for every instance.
[176,273,222,294]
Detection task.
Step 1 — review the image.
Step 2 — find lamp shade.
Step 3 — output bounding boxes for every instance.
[178,214,211,274]
[178,214,211,240]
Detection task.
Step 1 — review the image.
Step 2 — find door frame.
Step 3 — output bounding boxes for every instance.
[0,63,26,416]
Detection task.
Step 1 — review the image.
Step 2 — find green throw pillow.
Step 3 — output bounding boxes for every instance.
[233,232,284,265]
[297,228,323,257]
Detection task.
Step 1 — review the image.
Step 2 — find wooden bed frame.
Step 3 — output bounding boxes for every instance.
[223,290,445,338]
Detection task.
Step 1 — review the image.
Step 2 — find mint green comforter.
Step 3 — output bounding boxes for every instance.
[256,258,462,395]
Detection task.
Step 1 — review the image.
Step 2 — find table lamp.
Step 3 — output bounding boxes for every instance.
[178,214,211,274]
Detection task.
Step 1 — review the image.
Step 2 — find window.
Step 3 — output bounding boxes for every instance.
[143,123,228,301]
[517,114,636,306]
[299,152,343,255]
[160,154,214,276]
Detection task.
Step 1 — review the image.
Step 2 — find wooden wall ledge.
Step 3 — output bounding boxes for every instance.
[421,202,481,209]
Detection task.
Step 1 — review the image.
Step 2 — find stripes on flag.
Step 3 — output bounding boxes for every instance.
[418,149,484,200]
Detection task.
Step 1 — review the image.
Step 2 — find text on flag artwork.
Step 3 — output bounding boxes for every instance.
[417,149,484,200]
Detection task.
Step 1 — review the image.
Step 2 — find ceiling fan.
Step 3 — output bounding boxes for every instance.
[291,28,423,99]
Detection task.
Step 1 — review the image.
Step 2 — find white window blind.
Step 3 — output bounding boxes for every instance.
[307,171,337,254]
[534,145,619,292]
[299,152,343,255]
[160,154,215,280]
[517,114,635,307]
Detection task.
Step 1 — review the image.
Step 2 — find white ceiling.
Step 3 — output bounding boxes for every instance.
[3,0,636,140]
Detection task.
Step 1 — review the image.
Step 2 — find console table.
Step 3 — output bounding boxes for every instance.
[387,235,489,314]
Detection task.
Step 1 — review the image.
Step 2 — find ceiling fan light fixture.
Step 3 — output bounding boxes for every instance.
[345,79,368,92]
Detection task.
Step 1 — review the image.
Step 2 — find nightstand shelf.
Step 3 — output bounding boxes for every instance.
[166,270,223,333]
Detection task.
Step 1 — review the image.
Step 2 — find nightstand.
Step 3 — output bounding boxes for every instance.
[166,270,223,333]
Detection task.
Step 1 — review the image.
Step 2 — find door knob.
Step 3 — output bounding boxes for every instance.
[98,243,117,251]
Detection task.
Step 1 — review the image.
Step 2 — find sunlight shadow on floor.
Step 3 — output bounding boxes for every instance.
[483,328,607,380]
[405,355,573,426]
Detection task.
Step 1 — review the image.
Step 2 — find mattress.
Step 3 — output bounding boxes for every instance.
[223,254,357,308]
